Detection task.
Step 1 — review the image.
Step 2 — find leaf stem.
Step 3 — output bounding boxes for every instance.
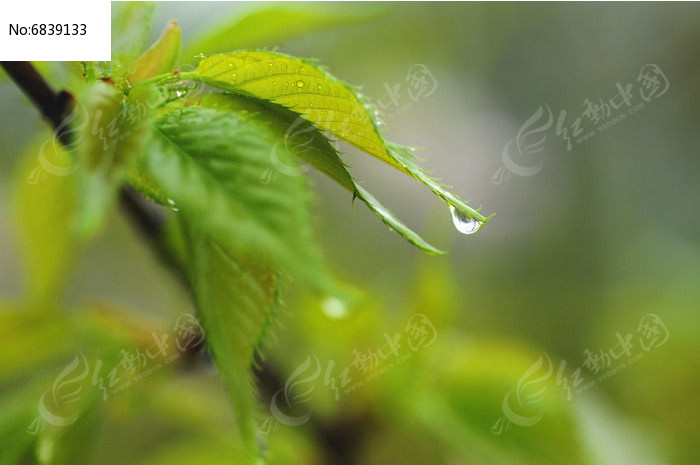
[131,70,198,88]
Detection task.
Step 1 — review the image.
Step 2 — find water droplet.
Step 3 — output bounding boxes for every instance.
[227,63,234,68]
[231,73,237,79]
[284,82,289,87]
[449,205,482,235]
[272,81,278,86]
[316,84,322,91]
[267,62,273,68]
[296,80,305,88]
[322,297,347,319]
[167,198,180,212]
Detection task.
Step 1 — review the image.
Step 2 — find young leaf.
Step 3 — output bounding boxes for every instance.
[135,105,333,292]
[12,136,79,306]
[73,83,150,237]
[128,20,182,83]
[171,218,279,461]
[184,3,390,61]
[193,50,490,225]
[202,93,445,254]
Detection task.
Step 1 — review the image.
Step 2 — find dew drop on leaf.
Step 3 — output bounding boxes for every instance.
[322,296,347,319]
[296,80,305,88]
[167,198,180,212]
[449,205,482,235]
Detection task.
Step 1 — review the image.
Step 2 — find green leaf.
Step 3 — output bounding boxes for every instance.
[193,50,489,225]
[73,83,150,237]
[134,105,333,292]
[184,3,390,61]
[0,383,42,465]
[202,93,445,254]
[128,20,182,84]
[173,218,279,460]
[12,136,79,306]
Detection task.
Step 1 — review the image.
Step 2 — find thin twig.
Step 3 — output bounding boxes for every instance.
[1,62,75,145]
[1,61,165,247]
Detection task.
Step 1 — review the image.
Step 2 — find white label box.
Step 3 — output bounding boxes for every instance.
[0,0,110,61]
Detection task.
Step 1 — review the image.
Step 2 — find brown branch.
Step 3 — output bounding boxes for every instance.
[1,61,165,246]
[1,62,75,145]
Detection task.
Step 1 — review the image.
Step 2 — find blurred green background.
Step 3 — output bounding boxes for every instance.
[1,2,698,464]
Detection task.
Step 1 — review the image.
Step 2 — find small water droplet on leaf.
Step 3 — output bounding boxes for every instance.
[167,198,180,212]
[449,205,482,235]
[296,80,305,88]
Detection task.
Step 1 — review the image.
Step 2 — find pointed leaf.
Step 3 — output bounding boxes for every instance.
[202,93,445,254]
[173,218,278,461]
[135,105,333,292]
[128,20,182,83]
[12,136,79,305]
[193,50,489,224]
